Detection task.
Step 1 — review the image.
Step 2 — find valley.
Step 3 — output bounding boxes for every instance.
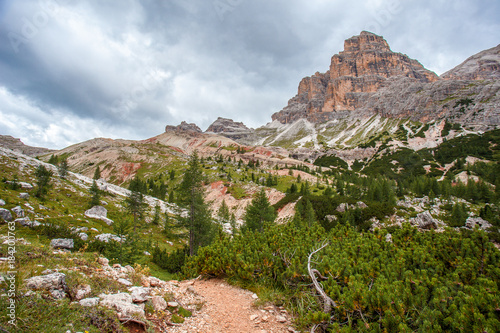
[0,31,499,333]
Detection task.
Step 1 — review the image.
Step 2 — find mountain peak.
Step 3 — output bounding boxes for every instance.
[441,44,500,81]
[272,31,438,124]
[165,121,202,133]
[205,117,250,134]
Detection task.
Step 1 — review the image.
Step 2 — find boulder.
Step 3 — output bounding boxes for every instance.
[95,234,123,243]
[19,182,34,190]
[151,296,168,311]
[128,287,150,303]
[15,217,32,227]
[50,239,74,250]
[99,293,145,319]
[117,278,133,286]
[0,199,5,206]
[25,273,67,296]
[0,208,13,222]
[85,206,114,225]
[466,217,493,231]
[12,206,24,217]
[75,284,91,301]
[79,233,88,241]
[411,211,438,230]
[79,297,100,307]
[149,277,161,287]
[98,257,110,266]
[19,193,30,199]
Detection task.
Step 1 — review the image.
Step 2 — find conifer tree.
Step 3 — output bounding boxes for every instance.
[89,180,101,208]
[178,151,214,256]
[243,188,277,232]
[58,158,69,178]
[34,165,53,200]
[93,165,101,180]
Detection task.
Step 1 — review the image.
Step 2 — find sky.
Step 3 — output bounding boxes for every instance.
[0,0,498,149]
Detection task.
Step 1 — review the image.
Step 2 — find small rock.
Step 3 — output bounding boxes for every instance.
[149,277,160,287]
[143,251,151,256]
[250,314,259,321]
[15,217,32,227]
[117,278,132,286]
[79,297,100,307]
[79,233,88,241]
[25,273,67,297]
[251,293,259,299]
[129,286,150,303]
[50,239,74,250]
[98,257,109,266]
[276,315,287,323]
[167,301,179,308]
[0,199,5,206]
[90,227,99,232]
[385,233,393,243]
[0,208,13,222]
[151,296,168,311]
[19,193,30,199]
[75,284,92,301]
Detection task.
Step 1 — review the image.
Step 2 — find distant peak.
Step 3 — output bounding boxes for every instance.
[165,121,202,133]
[206,117,250,133]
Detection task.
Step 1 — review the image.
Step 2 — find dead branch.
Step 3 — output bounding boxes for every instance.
[308,241,336,313]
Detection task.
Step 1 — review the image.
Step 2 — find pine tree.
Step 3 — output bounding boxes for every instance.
[89,180,101,208]
[217,200,230,239]
[152,203,161,225]
[58,158,69,178]
[303,199,316,228]
[93,166,101,180]
[178,151,214,256]
[124,189,146,232]
[34,165,53,200]
[243,188,277,232]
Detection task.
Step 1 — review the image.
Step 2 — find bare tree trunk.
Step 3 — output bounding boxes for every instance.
[308,241,336,313]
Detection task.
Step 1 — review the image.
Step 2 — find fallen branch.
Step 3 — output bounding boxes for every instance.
[308,241,336,313]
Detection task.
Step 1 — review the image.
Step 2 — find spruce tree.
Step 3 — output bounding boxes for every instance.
[93,165,101,180]
[89,180,101,207]
[178,151,214,256]
[243,188,277,232]
[34,165,53,200]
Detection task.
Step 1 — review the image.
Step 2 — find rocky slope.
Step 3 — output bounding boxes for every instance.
[271,31,439,124]
[0,135,53,156]
[270,31,499,133]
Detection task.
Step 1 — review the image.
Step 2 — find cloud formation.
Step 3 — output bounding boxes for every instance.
[0,0,498,149]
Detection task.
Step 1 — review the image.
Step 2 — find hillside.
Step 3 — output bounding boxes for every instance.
[1,30,499,333]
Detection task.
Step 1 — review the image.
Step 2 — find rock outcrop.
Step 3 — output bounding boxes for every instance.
[165,121,202,133]
[272,31,438,124]
[206,117,251,133]
[0,135,52,157]
[441,44,500,81]
[271,32,499,132]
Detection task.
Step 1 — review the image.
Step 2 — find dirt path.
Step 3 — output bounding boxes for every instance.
[167,279,295,333]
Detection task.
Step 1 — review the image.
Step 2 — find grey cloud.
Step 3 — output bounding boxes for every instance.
[0,0,498,149]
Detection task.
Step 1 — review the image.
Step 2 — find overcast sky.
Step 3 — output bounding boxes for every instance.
[0,0,498,149]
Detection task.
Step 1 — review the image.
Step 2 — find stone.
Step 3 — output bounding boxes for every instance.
[149,277,160,287]
[75,285,91,300]
[276,315,287,323]
[51,289,66,299]
[79,233,88,241]
[19,193,30,199]
[128,286,150,303]
[79,297,100,307]
[19,182,34,190]
[0,199,5,206]
[0,208,13,222]
[15,217,32,227]
[117,278,133,286]
[25,273,67,295]
[411,211,438,230]
[98,257,109,266]
[151,296,168,311]
[250,314,259,321]
[85,206,114,225]
[466,217,493,231]
[385,233,393,243]
[167,301,179,308]
[95,233,123,243]
[99,292,145,319]
[50,239,74,250]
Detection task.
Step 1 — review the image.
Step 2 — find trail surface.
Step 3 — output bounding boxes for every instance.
[168,279,295,333]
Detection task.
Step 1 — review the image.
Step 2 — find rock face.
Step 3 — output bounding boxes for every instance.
[0,135,52,156]
[206,117,251,133]
[442,44,500,81]
[25,273,68,299]
[50,239,74,250]
[165,121,202,133]
[271,32,499,132]
[272,31,438,124]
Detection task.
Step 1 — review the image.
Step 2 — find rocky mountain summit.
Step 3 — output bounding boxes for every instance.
[272,31,439,124]
[206,117,251,134]
[442,44,500,81]
[0,135,53,156]
[165,121,202,133]
[270,31,499,132]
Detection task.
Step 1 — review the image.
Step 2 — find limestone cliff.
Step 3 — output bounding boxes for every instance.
[272,31,438,124]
